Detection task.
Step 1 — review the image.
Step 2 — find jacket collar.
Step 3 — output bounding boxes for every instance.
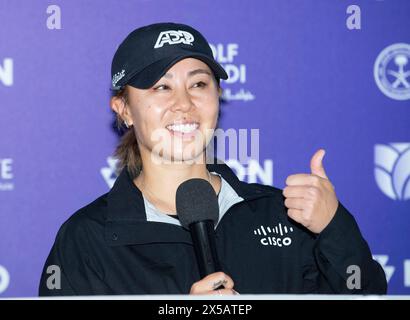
[106,162,272,221]
[104,162,275,246]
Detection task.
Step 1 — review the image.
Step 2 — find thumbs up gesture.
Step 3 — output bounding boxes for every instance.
[283,149,339,234]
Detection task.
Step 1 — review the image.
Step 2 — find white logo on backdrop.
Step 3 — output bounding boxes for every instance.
[372,255,395,283]
[154,30,194,49]
[374,43,410,100]
[0,58,13,87]
[226,159,273,185]
[100,156,274,188]
[374,143,410,200]
[210,43,255,102]
[0,158,14,191]
[101,157,119,189]
[373,255,410,287]
[0,265,10,295]
[405,259,410,287]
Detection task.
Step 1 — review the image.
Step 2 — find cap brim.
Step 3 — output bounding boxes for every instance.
[127,53,228,89]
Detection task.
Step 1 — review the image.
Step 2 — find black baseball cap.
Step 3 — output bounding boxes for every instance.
[111,22,228,90]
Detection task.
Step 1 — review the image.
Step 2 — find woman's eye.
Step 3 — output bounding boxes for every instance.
[153,84,170,91]
[192,81,207,88]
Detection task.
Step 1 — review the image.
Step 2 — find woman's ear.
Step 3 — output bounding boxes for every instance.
[110,96,133,126]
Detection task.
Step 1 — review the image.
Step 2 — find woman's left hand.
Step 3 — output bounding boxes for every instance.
[282,149,339,234]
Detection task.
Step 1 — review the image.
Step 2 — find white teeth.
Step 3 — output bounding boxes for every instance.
[166,123,199,133]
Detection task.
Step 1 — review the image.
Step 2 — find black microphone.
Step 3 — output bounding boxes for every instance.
[176,178,221,279]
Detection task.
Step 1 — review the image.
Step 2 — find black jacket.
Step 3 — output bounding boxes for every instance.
[39,163,387,295]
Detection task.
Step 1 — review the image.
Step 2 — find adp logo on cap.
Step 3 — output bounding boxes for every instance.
[154,30,195,49]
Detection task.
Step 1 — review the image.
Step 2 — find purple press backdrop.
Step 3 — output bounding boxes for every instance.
[0,0,409,297]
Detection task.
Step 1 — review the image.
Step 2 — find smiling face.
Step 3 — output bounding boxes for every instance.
[112,58,221,165]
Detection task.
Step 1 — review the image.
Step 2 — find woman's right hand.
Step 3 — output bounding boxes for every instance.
[189,272,239,295]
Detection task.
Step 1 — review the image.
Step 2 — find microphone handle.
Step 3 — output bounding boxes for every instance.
[189,220,222,279]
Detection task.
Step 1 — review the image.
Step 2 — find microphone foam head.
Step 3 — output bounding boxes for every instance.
[176,178,219,229]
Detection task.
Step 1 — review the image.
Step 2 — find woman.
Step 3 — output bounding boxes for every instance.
[39,22,387,296]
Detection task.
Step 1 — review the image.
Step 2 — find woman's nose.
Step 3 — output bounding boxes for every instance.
[171,88,194,112]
